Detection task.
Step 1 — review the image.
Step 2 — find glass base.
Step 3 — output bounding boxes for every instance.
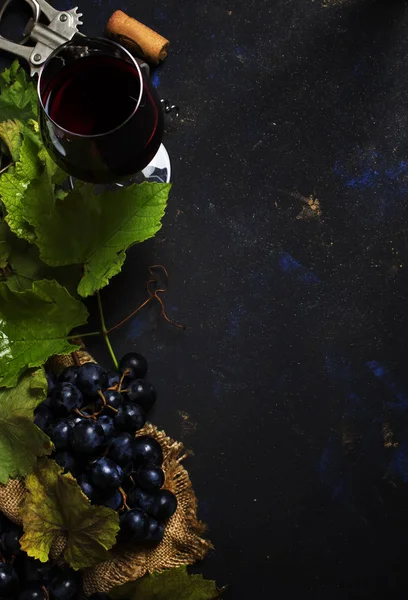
[115,144,171,187]
[68,144,171,191]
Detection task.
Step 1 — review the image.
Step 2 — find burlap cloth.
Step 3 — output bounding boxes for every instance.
[0,352,212,594]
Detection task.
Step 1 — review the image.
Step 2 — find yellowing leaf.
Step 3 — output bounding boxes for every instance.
[0,369,52,484]
[0,120,23,161]
[21,458,119,569]
[110,567,224,600]
[0,279,88,387]
[23,181,170,297]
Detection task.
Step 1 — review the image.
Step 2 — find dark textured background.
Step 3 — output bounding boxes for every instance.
[4,0,408,597]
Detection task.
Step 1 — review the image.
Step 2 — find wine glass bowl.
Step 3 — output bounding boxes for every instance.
[38,36,164,184]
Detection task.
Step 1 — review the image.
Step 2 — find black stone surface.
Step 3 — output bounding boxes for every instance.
[4,0,408,597]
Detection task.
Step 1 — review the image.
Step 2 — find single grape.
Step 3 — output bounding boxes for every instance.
[89,457,123,489]
[54,450,76,474]
[19,584,47,600]
[34,404,54,433]
[76,364,108,397]
[106,371,120,389]
[49,418,74,451]
[135,466,164,491]
[119,352,148,379]
[145,516,164,543]
[132,436,163,467]
[94,489,123,511]
[46,371,56,394]
[18,556,52,583]
[150,489,177,521]
[50,383,83,415]
[114,403,145,434]
[120,509,149,542]
[70,420,105,455]
[58,366,79,386]
[42,396,53,409]
[127,487,155,514]
[125,380,156,413]
[77,474,96,501]
[97,415,115,440]
[49,570,81,600]
[1,525,22,559]
[102,389,124,412]
[0,562,18,597]
[107,433,133,468]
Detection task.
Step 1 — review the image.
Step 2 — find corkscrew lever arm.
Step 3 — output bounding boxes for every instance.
[0,0,83,75]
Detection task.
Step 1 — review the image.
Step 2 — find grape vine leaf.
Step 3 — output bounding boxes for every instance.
[0,221,81,294]
[0,279,88,387]
[20,458,119,569]
[0,61,37,122]
[0,120,23,161]
[110,567,224,600]
[23,180,171,297]
[0,369,52,484]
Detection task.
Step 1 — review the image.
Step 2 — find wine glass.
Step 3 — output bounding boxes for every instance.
[37,36,166,184]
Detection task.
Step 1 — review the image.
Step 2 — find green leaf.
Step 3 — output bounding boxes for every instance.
[0,120,23,161]
[0,169,36,241]
[0,279,88,387]
[15,136,42,180]
[0,62,37,122]
[0,369,52,484]
[0,221,11,269]
[24,181,170,297]
[20,458,119,569]
[110,567,224,600]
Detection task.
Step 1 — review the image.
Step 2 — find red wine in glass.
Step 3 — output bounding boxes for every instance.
[38,37,164,184]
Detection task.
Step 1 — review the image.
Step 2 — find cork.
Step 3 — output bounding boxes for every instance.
[106,10,169,65]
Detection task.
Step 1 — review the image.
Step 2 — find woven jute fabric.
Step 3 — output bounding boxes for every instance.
[0,351,212,593]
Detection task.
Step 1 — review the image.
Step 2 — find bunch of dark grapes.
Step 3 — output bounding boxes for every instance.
[35,353,177,546]
[0,514,83,600]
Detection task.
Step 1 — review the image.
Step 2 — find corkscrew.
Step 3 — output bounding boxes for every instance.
[0,0,84,75]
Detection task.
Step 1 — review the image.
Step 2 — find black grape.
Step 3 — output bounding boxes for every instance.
[70,420,105,455]
[145,517,164,543]
[49,419,74,451]
[49,570,80,600]
[77,474,96,501]
[50,383,83,415]
[54,451,76,474]
[1,525,22,559]
[119,352,148,379]
[89,457,123,489]
[150,489,177,521]
[106,371,120,389]
[120,509,149,542]
[76,364,108,397]
[58,366,79,385]
[132,436,163,468]
[46,371,56,394]
[127,487,155,514]
[97,415,115,440]
[135,466,164,491]
[34,405,54,433]
[19,584,47,600]
[102,390,124,412]
[19,556,52,583]
[107,433,133,468]
[114,403,145,434]
[94,490,123,511]
[125,380,156,413]
[0,562,18,597]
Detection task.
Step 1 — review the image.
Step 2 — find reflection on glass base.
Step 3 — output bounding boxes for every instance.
[115,144,171,187]
[68,144,171,191]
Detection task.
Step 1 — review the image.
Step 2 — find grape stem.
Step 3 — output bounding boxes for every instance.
[96,291,119,370]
